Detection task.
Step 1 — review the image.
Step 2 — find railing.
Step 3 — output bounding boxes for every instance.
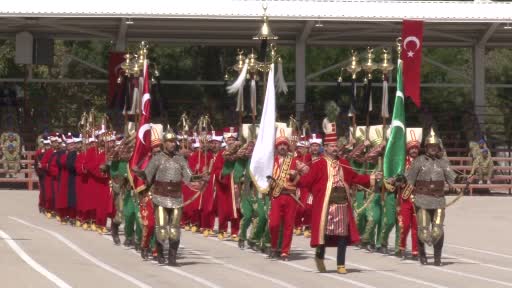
[447,156,512,196]
[0,155,37,190]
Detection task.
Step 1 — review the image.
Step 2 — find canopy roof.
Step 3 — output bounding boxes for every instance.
[1,0,512,47]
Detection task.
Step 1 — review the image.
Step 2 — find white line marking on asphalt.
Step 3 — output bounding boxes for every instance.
[281,257,377,288]
[446,244,512,259]
[9,217,152,288]
[296,249,450,288]
[443,253,512,273]
[183,246,299,288]
[103,235,223,288]
[426,265,512,287]
[209,237,377,288]
[0,230,72,288]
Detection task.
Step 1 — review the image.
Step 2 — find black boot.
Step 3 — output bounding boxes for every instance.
[134,241,141,252]
[111,223,121,245]
[247,240,256,250]
[434,244,442,266]
[363,243,375,253]
[123,237,133,247]
[377,246,389,255]
[395,249,405,259]
[156,242,166,264]
[238,238,245,249]
[418,241,428,265]
[267,249,278,259]
[168,240,179,266]
[141,247,150,260]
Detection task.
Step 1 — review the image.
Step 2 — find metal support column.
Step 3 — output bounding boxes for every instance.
[295,21,314,121]
[115,19,128,52]
[295,38,306,121]
[472,44,486,130]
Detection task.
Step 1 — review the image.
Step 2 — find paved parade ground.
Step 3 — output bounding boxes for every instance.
[1,189,512,288]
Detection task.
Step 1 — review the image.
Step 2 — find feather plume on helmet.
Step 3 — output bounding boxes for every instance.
[322,101,340,145]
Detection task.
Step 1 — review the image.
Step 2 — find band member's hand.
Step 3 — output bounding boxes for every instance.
[188,181,202,191]
[236,146,248,158]
[132,167,145,179]
[179,149,192,158]
[364,140,371,147]
[288,170,298,180]
[387,177,396,185]
[296,161,309,175]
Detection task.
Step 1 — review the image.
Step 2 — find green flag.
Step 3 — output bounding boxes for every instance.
[383,60,406,179]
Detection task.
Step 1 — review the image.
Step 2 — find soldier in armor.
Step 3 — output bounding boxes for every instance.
[134,127,204,266]
[406,128,456,266]
[469,148,494,184]
[4,143,21,177]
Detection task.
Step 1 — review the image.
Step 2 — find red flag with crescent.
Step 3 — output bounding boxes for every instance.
[128,60,152,192]
[401,20,423,108]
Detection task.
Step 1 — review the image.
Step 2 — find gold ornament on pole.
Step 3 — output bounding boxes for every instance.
[346,50,362,79]
[362,47,377,79]
[253,3,278,41]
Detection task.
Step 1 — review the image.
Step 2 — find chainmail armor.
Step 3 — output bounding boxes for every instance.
[406,154,456,209]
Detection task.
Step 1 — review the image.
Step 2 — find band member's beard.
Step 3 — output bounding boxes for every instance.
[426,151,438,159]
[164,148,176,156]
[329,151,339,159]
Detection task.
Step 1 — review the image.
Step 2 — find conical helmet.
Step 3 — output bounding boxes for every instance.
[163,124,177,141]
[425,128,441,145]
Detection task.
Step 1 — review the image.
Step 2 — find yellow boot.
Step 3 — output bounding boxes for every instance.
[100,227,107,234]
[75,220,81,227]
[218,232,225,240]
[304,230,311,238]
[82,223,89,230]
[191,225,198,233]
[208,230,215,236]
[91,223,97,232]
[184,225,191,231]
[46,212,52,219]
[295,228,302,236]
[56,216,61,222]
[337,265,347,274]
[203,229,210,237]
[231,234,239,242]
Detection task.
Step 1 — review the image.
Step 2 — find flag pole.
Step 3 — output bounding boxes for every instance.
[346,50,361,141]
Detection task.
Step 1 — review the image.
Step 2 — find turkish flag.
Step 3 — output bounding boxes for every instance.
[107,52,125,109]
[401,20,424,108]
[128,60,152,193]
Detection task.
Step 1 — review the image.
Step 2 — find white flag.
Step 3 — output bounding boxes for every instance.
[249,64,275,193]
[381,78,389,119]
